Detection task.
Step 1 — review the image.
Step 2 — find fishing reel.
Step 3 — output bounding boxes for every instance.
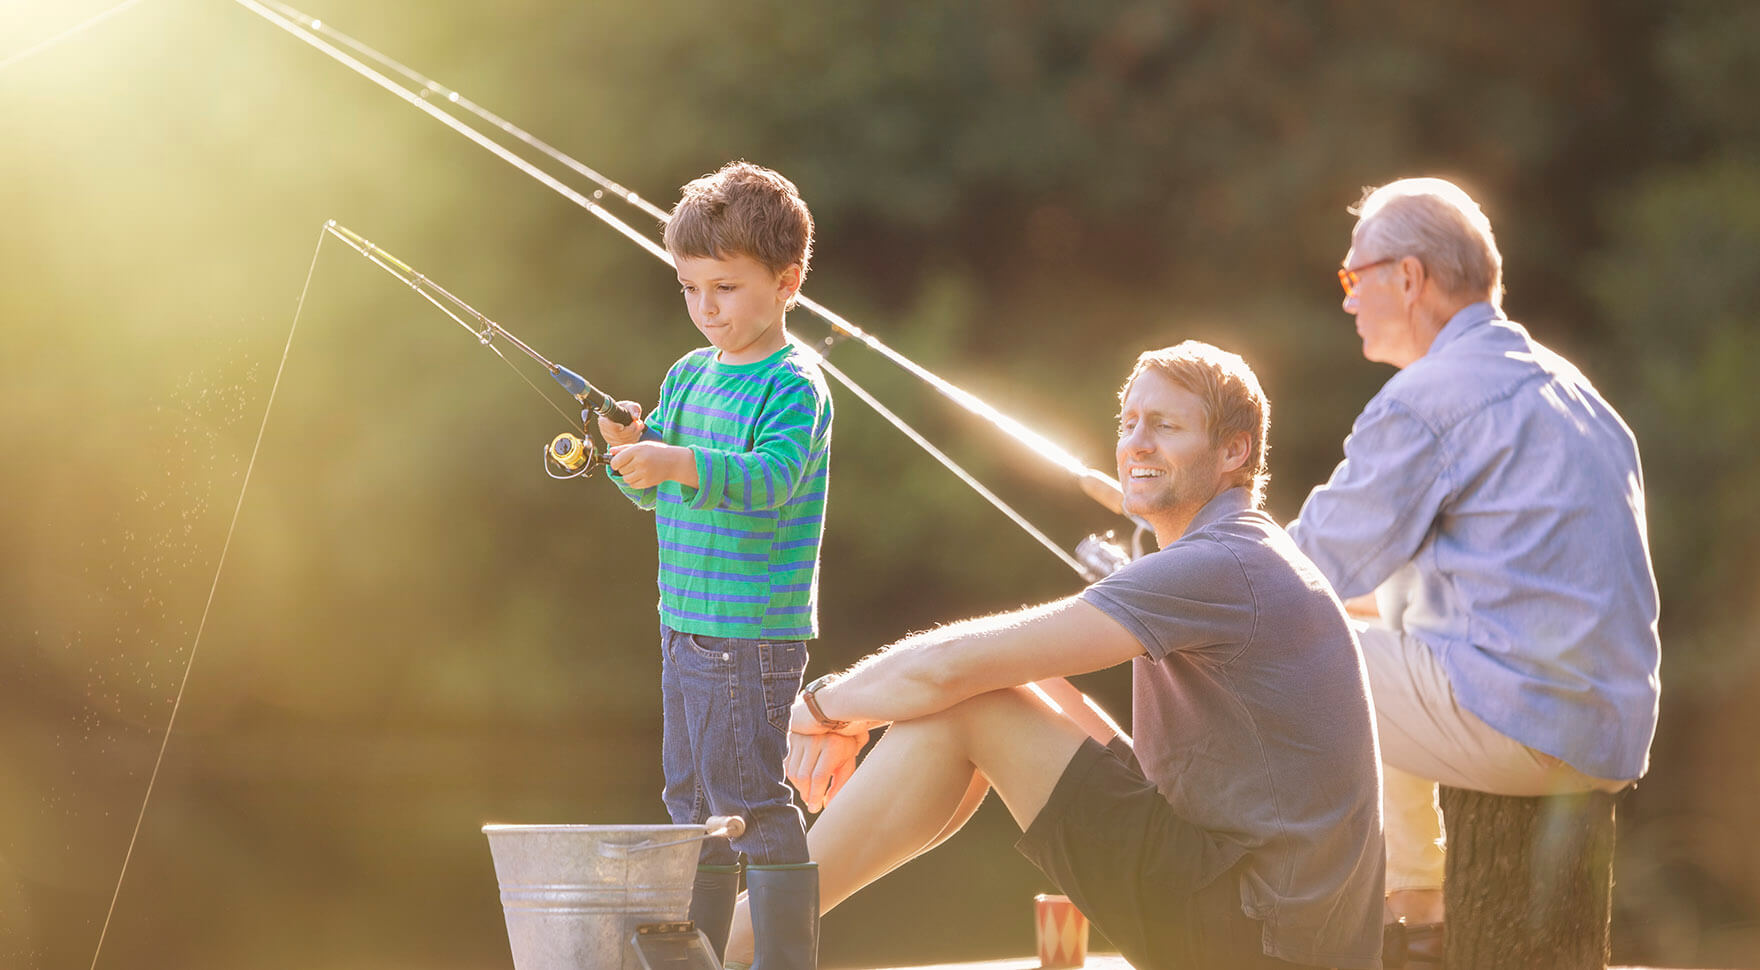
[546,396,647,480]
[545,431,604,479]
[1074,525,1150,582]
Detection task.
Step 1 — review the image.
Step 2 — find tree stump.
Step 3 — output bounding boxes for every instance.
[1438,786,1617,970]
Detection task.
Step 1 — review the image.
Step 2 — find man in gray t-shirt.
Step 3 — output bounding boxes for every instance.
[1083,497,1384,965]
[722,342,1384,970]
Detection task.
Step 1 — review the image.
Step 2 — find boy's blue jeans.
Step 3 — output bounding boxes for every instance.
[659,625,810,867]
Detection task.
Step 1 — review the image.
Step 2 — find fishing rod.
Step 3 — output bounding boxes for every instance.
[0,0,153,74]
[321,220,632,478]
[8,14,1117,968]
[328,214,1096,573]
[230,0,1133,523]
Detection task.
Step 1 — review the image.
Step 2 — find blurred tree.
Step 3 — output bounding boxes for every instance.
[3,0,1758,966]
[1581,2,1760,962]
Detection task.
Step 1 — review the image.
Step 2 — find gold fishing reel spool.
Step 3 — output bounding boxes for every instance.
[546,432,599,478]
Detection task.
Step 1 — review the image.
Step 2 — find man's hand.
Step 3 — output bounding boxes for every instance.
[1342,593,1380,619]
[786,728,869,814]
[597,401,646,447]
[787,691,874,812]
[607,441,696,488]
[1077,467,1125,516]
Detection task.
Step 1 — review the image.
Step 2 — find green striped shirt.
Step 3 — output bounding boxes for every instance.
[615,344,833,640]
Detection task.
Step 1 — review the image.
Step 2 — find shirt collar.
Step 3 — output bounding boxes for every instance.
[1426,301,1503,356]
[1183,486,1252,538]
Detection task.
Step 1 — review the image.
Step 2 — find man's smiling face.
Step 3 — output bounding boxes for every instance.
[1115,369,1230,535]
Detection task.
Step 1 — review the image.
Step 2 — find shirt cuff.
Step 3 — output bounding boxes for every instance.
[688,449,723,510]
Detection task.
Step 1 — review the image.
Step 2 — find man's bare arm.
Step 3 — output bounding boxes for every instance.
[1027,677,1129,747]
[798,596,1144,734]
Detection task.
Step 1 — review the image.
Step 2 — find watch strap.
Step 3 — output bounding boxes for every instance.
[801,674,849,731]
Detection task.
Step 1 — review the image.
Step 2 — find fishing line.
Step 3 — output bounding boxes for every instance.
[318,220,638,476]
[87,219,628,966]
[229,0,1126,511]
[0,0,154,75]
[87,223,324,970]
[318,221,585,431]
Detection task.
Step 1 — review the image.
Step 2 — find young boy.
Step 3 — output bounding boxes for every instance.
[600,161,832,970]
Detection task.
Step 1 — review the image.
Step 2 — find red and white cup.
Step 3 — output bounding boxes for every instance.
[1034,893,1089,968]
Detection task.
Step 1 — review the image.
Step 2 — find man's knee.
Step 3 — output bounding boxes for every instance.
[932,688,1089,820]
[917,685,1072,742]
[881,686,1081,770]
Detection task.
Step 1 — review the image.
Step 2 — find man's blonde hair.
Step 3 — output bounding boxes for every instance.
[1120,341,1270,507]
[1352,177,1503,307]
[664,161,815,291]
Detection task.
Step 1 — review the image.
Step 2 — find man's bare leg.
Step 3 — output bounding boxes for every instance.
[723,686,1091,965]
[1385,889,1445,925]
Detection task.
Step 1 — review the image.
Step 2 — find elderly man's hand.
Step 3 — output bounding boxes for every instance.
[786,728,869,814]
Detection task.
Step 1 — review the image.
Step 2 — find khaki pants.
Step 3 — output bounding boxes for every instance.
[1354,622,1630,892]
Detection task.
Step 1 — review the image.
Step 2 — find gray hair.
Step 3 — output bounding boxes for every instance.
[1352,177,1503,308]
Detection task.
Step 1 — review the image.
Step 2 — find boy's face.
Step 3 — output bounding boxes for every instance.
[674,252,801,365]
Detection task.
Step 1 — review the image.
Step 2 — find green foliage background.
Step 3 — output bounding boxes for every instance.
[1,0,1755,967]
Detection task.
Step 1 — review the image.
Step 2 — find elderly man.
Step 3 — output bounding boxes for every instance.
[1288,178,1661,964]
[724,341,1385,970]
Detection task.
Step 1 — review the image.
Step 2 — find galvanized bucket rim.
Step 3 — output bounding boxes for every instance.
[481,823,706,835]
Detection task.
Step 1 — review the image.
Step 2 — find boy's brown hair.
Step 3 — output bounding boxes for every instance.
[1120,340,1271,507]
[664,161,815,290]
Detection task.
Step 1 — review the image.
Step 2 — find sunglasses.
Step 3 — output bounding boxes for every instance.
[1337,257,1396,298]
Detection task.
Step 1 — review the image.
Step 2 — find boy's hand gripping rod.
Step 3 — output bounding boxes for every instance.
[322,221,630,476]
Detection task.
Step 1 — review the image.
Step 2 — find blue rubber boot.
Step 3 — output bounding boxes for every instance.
[744,863,819,970]
[688,863,743,962]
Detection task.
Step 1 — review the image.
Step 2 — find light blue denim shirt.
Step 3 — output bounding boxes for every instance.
[1288,302,1660,781]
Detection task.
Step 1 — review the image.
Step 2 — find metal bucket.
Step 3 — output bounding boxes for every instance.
[482,818,743,970]
[482,823,703,970]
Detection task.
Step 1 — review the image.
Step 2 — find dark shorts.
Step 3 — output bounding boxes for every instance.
[1016,738,1319,970]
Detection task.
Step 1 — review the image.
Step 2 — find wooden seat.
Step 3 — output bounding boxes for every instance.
[1439,786,1619,970]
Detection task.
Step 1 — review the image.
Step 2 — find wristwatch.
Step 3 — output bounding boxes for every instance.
[801,674,849,731]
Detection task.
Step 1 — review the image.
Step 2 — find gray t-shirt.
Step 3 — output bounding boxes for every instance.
[1081,488,1384,969]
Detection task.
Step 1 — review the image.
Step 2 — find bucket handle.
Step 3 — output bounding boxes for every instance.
[600,815,746,857]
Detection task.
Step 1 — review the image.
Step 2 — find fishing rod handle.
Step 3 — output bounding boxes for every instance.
[552,365,632,425]
[581,403,643,437]
[595,398,636,426]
